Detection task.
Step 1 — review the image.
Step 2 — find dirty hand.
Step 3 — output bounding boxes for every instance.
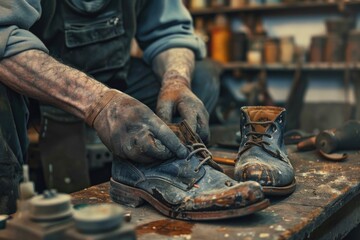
[86,89,188,163]
[156,76,210,143]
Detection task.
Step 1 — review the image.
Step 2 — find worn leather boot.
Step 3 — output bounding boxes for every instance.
[235,106,296,196]
[110,121,269,220]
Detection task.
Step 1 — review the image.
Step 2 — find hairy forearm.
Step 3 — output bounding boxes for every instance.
[152,48,195,86]
[0,50,109,119]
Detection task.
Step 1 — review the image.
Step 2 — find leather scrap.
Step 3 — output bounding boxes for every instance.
[318,150,348,161]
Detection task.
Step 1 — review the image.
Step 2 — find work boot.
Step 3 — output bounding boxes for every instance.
[235,106,296,196]
[110,121,269,220]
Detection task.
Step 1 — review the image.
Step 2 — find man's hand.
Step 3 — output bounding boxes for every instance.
[0,50,187,163]
[156,74,210,143]
[89,90,188,163]
[152,48,210,143]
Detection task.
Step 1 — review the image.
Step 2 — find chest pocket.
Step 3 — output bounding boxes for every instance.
[63,11,129,80]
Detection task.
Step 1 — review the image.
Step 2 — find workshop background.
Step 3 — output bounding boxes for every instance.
[10,0,360,240]
[22,1,360,239]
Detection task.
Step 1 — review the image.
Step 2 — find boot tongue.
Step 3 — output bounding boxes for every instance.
[168,121,223,172]
[247,108,280,133]
[168,121,201,146]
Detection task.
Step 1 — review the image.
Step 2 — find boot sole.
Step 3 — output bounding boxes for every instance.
[262,179,297,196]
[109,178,270,221]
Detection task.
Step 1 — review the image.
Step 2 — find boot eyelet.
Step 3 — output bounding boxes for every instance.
[194,169,199,173]
[185,158,190,162]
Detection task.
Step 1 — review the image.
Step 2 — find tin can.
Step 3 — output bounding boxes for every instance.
[190,0,208,9]
[264,38,279,64]
[230,0,248,7]
[346,30,360,62]
[248,0,264,6]
[230,32,248,61]
[280,36,295,64]
[265,0,281,4]
[211,0,227,7]
[309,35,326,63]
[326,18,355,36]
[324,34,345,63]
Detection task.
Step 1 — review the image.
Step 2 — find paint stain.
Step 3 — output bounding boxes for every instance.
[136,219,194,236]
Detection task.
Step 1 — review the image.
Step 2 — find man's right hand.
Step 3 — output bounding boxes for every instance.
[89,90,188,163]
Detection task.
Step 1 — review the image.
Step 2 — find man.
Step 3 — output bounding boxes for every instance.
[28,0,221,194]
[0,0,267,218]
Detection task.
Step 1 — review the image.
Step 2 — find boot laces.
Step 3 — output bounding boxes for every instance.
[185,143,212,173]
[238,121,283,160]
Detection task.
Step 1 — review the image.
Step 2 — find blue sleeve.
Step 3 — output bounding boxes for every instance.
[136,0,206,64]
[0,0,48,59]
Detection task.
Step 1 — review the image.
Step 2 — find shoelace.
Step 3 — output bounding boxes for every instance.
[183,143,213,190]
[185,143,213,173]
[184,143,233,190]
[238,121,284,160]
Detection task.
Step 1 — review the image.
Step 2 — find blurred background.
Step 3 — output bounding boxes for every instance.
[177,0,360,134]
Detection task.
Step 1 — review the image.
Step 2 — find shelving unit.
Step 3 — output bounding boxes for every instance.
[187,1,360,129]
[222,62,360,71]
[189,1,360,70]
[189,1,360,16]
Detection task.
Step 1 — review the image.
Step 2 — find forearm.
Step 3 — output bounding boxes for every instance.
[0,50,109,119]
[152,48,195,86]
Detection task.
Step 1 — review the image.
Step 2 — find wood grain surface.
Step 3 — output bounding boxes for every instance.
[71,146,360,240]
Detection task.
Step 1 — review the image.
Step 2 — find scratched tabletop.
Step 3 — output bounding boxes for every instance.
[71,146,360,240]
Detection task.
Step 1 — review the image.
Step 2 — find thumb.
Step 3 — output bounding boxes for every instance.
[151,119,188,159]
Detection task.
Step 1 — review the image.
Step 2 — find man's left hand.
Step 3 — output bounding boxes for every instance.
[156,76,209,143]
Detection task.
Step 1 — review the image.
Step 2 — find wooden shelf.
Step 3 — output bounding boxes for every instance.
[189,1,360,16]
[222,62,360,71]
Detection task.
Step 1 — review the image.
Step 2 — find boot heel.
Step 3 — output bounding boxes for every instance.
[110,178,145,207]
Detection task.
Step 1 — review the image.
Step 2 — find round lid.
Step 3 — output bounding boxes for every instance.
[73,204,124,233]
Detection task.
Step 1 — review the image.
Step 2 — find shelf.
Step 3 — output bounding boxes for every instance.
[222,62,360,71]
[189,1,360,16]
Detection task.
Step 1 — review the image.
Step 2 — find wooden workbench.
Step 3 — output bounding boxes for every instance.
[71,146,360,240]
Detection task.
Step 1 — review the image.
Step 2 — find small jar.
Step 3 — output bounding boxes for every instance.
[211,15,231,63]
[190,0,207,9]
[280,36,295,64]
[346,30,360,62]
[230,0,248,7]
[211,0,226,7]
[265,0,281,4]
[264,38,279,64]
[247,37,264,64]
[248,0,264,6]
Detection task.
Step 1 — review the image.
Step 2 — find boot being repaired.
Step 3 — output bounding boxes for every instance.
[235,106,296,196]
[110,121,269,220]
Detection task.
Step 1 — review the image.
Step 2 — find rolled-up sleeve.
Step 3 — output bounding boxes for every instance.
[0,0,48,59]
[136,0,206,64]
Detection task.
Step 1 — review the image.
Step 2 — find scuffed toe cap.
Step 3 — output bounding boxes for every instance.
[235,158,295,187]
[235,161,275,186]
[177,181,264,212]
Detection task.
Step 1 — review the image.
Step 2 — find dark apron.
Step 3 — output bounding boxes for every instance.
[30,0,140,192]
[0,83,28,214]
[32,0,139,84]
